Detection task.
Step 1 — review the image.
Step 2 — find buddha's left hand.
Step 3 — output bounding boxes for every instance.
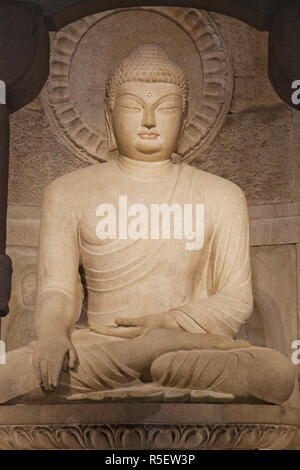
[115,313,179,336]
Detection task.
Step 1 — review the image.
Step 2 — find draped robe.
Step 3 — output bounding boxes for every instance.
[0,156,294,405]
[38,157,253,336]
[32,156,256,397]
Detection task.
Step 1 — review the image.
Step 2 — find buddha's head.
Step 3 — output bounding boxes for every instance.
[105,44,189,162]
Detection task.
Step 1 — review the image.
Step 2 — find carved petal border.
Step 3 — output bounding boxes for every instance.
[0,424,296,450]
[41,7,233,164]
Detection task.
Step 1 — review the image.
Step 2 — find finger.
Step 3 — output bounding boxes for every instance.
[119,326,144,338]
[68,347,78,370]
[91,324,144,338]
[32,354,43,386]
[48,360,57,391]
[108,326,144,338]
[48,356,65,389]
[115,317,144,327]
[39,359,50,390]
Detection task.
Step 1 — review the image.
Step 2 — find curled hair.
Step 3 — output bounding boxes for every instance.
[105,44,189,112]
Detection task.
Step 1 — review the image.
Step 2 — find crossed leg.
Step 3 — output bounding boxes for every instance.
[0,328,295,405]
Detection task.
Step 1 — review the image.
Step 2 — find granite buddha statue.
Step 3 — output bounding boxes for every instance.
[0,45,295,405]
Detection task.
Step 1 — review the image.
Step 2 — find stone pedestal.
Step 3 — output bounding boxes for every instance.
[0,403,298,450]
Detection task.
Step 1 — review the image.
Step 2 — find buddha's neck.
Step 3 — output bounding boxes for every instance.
[115,154,176,182]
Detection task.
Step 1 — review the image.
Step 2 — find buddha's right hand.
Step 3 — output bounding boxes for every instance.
[32,336,78,391]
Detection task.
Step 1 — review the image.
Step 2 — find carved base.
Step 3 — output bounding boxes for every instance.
[0,404,299,450]
[0,423,296,450]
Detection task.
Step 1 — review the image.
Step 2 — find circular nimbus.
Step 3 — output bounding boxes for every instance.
[42,7,233,164]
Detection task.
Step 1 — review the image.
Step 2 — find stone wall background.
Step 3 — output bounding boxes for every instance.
[4,10,300,409]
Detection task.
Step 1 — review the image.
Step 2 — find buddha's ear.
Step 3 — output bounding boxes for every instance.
[105,100,118,152]
[177,108,188,155]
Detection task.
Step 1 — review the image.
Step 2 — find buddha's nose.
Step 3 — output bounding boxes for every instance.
[142,107,156,129]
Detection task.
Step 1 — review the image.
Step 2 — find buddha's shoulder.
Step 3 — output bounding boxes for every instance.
[185,165,246,202]
[45,161,114,194]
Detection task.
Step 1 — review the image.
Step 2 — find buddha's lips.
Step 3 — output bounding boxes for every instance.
[139,132,159,139]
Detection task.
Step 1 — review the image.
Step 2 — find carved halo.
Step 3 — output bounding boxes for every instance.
[42,7,233,164]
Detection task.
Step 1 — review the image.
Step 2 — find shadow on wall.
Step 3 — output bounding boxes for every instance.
[237,291,288,355]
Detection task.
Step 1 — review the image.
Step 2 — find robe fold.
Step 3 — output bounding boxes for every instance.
[33,158,254,395]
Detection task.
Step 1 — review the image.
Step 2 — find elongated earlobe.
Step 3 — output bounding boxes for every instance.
[177,109,187,155]
[105,100,118,152]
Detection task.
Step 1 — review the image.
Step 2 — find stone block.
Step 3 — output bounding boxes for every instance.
[8,107,86,206]
[212,12,281,112]
[193,105,296,204]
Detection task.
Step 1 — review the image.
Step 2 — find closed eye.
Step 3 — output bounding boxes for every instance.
[118,105,141,111]
[158,106,180,110]
[157,106,181,113]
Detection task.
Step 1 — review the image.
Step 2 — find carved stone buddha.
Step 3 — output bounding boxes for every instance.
[0,45,295,405]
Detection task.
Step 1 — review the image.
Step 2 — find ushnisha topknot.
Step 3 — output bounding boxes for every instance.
[105,44,189,112]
